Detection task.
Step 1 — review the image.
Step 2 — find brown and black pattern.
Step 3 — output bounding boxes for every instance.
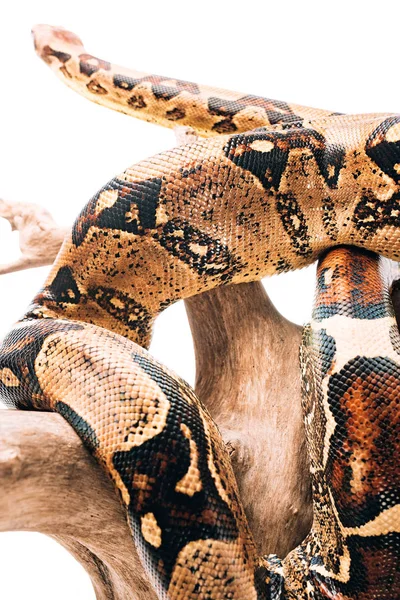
[353,191,400,237]
[32,25,336,137]
[155,217,242,281]
[72,176,163,247]
[113,73,201,101]
[1,319,263,598]
[87,286,152,339]
[41,45,71,65]
[1,23,398,599]
[366,115,400,184]
[208,95,304,133]
[309,533,400,599]
[0,319,84,410]
[223,128,346,191]
[321,197,339,241]
[113,352,246,590]
[79,53,111,76]
[289,246,400,599]
[266,247,400,598]
[41,265,82,304]
[313,248,389,321]
[327,354,400,524]
[275,193,312,258]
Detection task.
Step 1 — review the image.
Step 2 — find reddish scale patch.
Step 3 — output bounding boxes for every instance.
[315,248,385,315]
[328,359,399,523]
[356,543,400,598]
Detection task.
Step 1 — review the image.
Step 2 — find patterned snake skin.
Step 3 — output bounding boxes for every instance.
[0,24,399,599]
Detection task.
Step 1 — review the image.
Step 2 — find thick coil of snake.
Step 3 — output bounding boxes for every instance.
[0,24,399,599]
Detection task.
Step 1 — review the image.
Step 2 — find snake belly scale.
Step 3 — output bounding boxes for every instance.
[0,24,399,599]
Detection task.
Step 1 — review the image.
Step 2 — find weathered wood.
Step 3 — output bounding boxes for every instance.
[0,198,68,274]
[185,281,313,556]
[0,410,157,600]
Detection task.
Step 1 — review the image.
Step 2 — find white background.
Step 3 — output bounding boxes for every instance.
[0,1,398,598]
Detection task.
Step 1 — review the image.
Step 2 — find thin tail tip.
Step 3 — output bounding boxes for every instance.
[31,24,84,58]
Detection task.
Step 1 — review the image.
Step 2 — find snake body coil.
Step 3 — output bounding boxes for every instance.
[0,25,399,599]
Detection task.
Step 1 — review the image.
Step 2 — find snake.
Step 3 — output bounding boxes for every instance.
[0,24,399,599]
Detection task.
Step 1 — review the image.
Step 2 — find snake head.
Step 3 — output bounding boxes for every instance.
[31,24,84,65]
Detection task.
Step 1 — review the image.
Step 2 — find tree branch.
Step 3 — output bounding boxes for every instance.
[0,198,68,274]
[0,410,157,599]
[185,281,312,556]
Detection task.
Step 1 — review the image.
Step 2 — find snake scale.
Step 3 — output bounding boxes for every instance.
[0,24,399,599]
